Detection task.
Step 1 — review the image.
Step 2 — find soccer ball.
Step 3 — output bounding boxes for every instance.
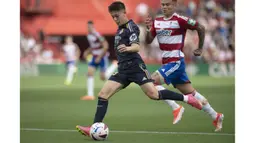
[89,122,109,141]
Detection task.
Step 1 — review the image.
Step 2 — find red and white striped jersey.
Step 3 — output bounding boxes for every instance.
[150,13,198,64]
[87,31,105,56]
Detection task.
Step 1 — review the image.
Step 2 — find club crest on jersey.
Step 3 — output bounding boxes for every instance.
[156,29,172,36]
[188,19,196,26]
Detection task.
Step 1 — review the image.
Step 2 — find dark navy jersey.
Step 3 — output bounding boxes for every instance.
[114,20,144,65]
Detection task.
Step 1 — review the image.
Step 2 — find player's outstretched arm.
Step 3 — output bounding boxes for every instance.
[83,48,92,59]
[146,29,155,44]
[192,23,205,56]
[195,23,205,50]
[145,16,155,44]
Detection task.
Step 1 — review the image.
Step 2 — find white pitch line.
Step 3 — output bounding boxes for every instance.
[20,128,234,136]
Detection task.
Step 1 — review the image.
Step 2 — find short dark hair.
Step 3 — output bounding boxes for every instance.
[108,1,126,12]
[87,20,93,24]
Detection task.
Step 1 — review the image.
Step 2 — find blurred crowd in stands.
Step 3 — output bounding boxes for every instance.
[20,0,235,68]
[136,0,234,65]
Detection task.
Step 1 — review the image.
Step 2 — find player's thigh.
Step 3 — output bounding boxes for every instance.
[99,56,108,72]
[175,83,195,95]
[98,80,123,100]
[156,61,182,85]
[151,71,165,85]
[140,82,159,100]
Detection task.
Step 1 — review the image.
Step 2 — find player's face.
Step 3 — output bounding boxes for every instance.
[87,24,93,33]
[110,10,126,26]
[160,0,177,16]
[65,36,72,43]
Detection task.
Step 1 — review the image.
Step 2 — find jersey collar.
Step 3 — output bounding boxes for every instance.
[119,19,133,28]
[163,12,176,20]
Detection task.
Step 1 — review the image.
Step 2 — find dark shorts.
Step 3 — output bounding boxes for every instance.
[109,61,154,88]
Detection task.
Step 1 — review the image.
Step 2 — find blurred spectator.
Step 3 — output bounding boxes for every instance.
[36,48,54,64]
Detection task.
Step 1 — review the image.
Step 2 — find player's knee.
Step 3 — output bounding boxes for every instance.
[87,72,94,76]
[151,72,161,85]
[145,90,159,100]
[100,75,106,81]
[98,91,110,100]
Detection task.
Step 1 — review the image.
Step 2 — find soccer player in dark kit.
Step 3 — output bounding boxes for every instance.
[76,1,202,137]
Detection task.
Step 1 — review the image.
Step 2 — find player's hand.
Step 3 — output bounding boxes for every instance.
[117,44,127,53]
[193,48,203,56]
[95,57,101,63]
[145,15,153,30]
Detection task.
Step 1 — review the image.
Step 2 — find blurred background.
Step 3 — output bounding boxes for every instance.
[20,0,235,77]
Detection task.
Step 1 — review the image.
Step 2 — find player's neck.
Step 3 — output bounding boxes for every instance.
[119,18,129,26]
[164,12,174,19]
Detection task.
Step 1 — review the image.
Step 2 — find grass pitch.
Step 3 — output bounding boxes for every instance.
[20,75,235,143]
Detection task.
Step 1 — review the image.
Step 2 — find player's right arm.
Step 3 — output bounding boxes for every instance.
[95,33,109,62]
[145,16,156,44]
[83,48,92,59]
[83,36,93,59]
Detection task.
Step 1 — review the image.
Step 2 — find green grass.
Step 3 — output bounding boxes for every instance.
[20,75,235,143]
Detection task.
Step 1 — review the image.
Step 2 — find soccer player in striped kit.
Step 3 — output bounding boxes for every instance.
[81,21,117,100]
[145,0,224,131]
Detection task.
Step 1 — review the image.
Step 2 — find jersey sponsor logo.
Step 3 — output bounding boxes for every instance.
[156,29,172,36]
[129,33,138,42]
[169,21,180,28]
[187,19,196,26]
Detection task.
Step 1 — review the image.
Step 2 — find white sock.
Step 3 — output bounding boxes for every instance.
[66,66,75,82]
[183,96,188,102]
[155,85,180,110]
[105,62,118,79]
[194,91,218,120]
[87,76,94,96]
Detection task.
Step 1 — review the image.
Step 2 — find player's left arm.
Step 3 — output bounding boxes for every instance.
[118,25,140,53]
[191,22,205,56]
[179,15,205,56]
